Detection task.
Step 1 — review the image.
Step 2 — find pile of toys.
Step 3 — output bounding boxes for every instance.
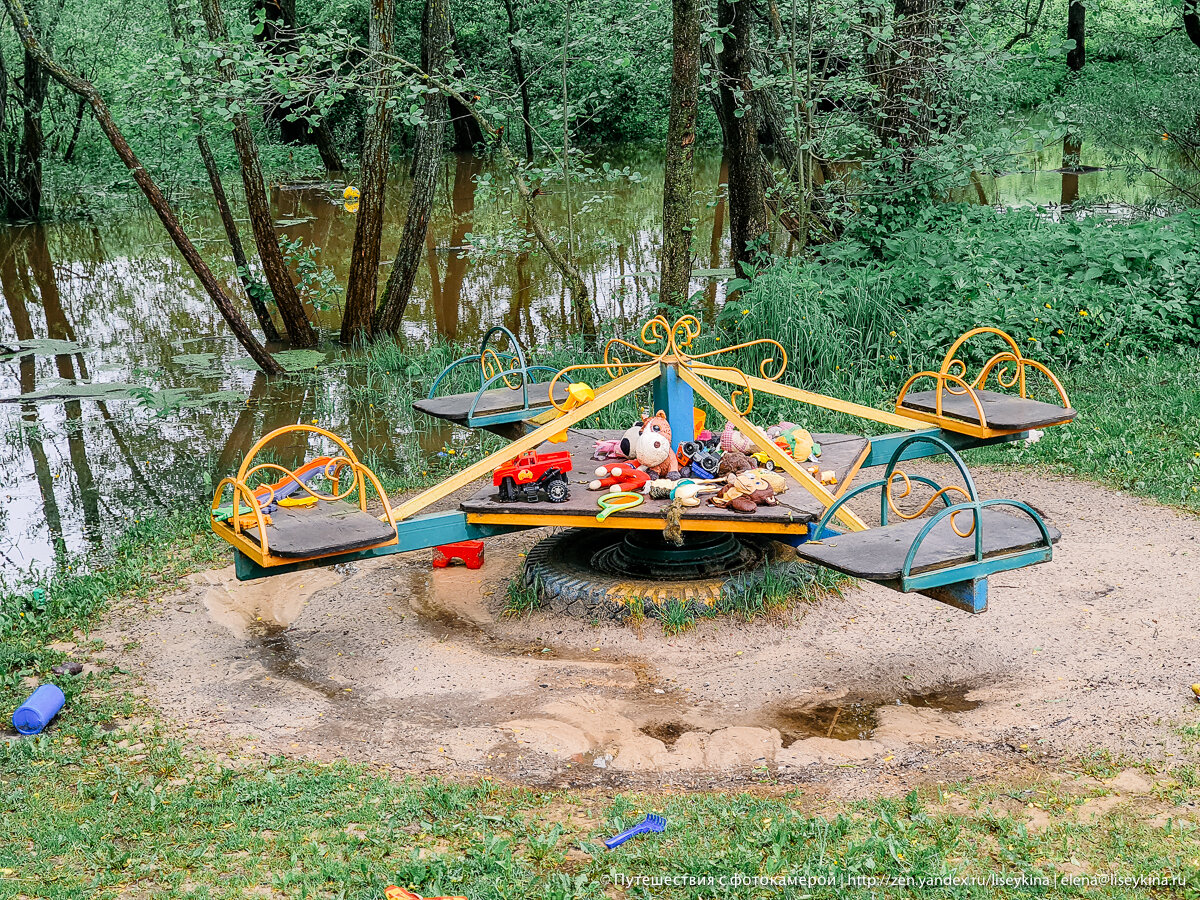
[584,412,829,515]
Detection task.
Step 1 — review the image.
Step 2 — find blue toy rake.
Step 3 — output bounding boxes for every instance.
[603,813,666,849]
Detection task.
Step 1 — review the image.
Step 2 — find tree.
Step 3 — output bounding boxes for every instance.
[340,0,396,341]
[716,0,769,277]
[167,0,281,342]
[660,0,701,304]
[375,0,451,336]
[0,0,284,376]
[502,0,535,161]
[200,0,317,348]
[1185,0,1199,48]
[1066,0,1085,71]
[250,0,345,171]
[2,0,51,220]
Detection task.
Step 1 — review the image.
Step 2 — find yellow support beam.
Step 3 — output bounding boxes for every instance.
[392,362,663,521]
[527,362,652,427]
[678,366,869,533]
[465,512,810,536]
[695,365,929,431]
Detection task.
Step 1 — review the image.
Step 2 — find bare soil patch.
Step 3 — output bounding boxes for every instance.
[97,468,1200,797]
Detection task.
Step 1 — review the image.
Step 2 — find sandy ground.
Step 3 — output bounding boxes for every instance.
[94,467,1200,796]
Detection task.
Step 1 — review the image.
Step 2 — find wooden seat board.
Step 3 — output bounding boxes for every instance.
[899,388,1076,430]
[243,499,397,558]
[458,429,870,527]
[413,382,569,424]
[794,508,1060,580]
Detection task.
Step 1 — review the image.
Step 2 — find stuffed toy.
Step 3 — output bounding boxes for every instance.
[717,450,756,476]
[593,423,642,460]
[635,411,680,479]
[774,425,820,461]
[708,471,780,514]
[719,422,755,454]
[588,464,652,494]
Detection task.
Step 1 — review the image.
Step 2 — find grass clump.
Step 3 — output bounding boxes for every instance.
[719,562,850,621]
[502,575,542,618]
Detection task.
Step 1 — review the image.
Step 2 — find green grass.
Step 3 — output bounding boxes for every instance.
[3,725,1199,898]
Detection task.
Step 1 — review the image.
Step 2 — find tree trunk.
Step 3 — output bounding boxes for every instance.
[1066,0,1085,70]
[716,0,768,277]
[375,0,449,335]
[503,0,535,161]
[200,0,316,348]
[61,94,86,162]
[251,0,344,171]
[446,19,486,151]
[9,5,48,221]
[340,0,396,341]
[660,0,701,305]
[167,0,281,341]
[1187,0,1200,47]
[0,0,283,375]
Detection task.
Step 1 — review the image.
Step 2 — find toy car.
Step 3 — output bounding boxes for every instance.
[750,451,778,471]
[493,450,573,503]
[689,448,723,479]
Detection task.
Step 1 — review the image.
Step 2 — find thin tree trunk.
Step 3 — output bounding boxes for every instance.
[61,93,86,162]
[503,0,535,161]
[375,0,448,335]
[341,0,396,341]
[716,0,769,277]
[10,3,47,220]
[167,0,281,341]
[447,19,486,150]
[660,0,701,305]
[250,0,345,171]
[1066,0,1085,71]
[0,0,283,375]
[199,0,316,347]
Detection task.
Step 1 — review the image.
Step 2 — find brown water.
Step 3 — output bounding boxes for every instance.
[0,146,1180,569]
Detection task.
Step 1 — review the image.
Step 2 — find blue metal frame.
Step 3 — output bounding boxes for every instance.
[426,325,560,428]
[811,434,1055,602]
[652,363,696,449]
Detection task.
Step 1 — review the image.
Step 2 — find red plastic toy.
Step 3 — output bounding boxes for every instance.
[432,540,485,569]
[385,887,468,900]
[492,450,573,503]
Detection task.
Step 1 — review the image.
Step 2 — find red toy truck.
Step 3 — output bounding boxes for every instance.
[492,450,573,503]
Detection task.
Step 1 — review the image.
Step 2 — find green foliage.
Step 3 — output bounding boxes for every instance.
[503,575,541,618]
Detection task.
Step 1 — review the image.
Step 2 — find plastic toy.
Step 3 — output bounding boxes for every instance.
[603,813,666,849]
[432,540,485,569]
[596,491,645,521]
[493,450,573,503]
[588,464,652,494]
[212,454,334,521]
[550,382,595,442]
[13,683,65,735]
[384,886,468,900]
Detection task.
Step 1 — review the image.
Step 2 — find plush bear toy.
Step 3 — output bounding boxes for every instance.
[635,411,680,479]
[708,471,780,514]
[588,464,652,494]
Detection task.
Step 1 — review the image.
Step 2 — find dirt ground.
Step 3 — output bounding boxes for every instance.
[95,466,1200,797]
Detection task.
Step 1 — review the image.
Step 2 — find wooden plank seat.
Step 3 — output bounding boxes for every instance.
[241,499,397,558]
[899,388,1077,431]
[412,381,568,426]
[795,508,1060,581]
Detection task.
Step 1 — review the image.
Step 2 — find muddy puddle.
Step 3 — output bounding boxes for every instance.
[768,686,981,745]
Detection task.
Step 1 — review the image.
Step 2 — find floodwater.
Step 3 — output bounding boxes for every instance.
[0,146,1188,570]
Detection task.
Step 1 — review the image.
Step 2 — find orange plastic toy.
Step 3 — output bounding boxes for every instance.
[385,886,468,900]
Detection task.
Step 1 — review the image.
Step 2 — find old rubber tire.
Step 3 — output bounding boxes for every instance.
[545,478,569,503]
